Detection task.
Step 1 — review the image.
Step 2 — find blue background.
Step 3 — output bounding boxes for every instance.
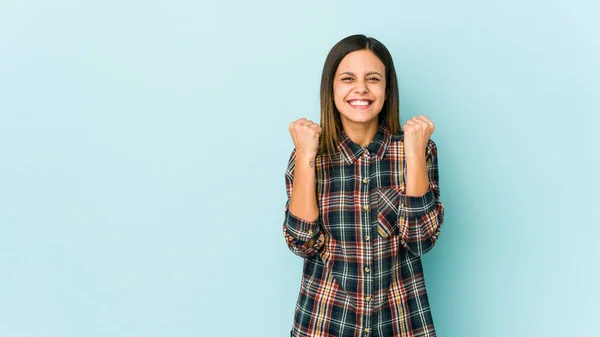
[1,0,598,336]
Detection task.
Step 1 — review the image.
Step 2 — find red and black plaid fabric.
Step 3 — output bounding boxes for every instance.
[283,122,445,337]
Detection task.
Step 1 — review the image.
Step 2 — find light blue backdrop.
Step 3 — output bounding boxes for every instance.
[1,0,598,336]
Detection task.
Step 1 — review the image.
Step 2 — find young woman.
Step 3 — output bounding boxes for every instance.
[283,34,445,337]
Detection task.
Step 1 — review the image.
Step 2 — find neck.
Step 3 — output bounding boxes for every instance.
[342,118,379,147]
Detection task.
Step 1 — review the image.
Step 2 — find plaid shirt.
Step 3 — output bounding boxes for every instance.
[283,123,445,337]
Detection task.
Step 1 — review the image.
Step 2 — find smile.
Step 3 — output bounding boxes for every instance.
[347,99,373,109]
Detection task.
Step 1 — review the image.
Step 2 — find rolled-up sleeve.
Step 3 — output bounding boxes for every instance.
[282,149,325,258]
[376,140,445,256]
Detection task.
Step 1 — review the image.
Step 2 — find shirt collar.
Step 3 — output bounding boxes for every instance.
[337,123,392,165]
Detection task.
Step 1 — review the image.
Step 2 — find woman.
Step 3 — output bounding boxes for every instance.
[283,34,445,337]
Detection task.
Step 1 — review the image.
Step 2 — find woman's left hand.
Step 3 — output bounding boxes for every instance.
[403,115,435,158]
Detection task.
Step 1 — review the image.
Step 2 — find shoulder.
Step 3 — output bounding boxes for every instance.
[388,132,439,156]
[285,147,342,178]
[426,139,438,156]
[285,148,297,177]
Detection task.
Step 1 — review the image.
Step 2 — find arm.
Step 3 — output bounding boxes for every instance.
[282,149,325,258]
[376,140,445,257]
[399,139,444,256]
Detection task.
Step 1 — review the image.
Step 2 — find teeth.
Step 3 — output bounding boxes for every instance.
[349,100,371,106]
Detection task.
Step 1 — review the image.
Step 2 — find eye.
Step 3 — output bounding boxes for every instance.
[341,77,353,81]
[367,77,380,81]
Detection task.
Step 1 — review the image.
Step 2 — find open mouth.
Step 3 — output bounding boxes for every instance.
[347,99,374,109]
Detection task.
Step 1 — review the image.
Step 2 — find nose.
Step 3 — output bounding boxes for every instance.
[354,84,369,94]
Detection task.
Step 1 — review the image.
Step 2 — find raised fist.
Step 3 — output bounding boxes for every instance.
[403,115,435,157]
[288,118,322,156]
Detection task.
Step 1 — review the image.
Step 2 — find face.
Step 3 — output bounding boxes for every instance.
[333,49,386,128]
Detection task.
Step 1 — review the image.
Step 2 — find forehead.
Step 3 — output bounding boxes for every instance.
[336,49,385,75]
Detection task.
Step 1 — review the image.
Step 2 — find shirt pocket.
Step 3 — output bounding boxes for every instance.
[375,187,402,238]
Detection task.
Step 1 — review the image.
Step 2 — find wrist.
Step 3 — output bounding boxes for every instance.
[405,153,426,163]
[296,150,318,160]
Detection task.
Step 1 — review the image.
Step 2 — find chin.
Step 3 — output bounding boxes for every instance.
[340,112,380,125]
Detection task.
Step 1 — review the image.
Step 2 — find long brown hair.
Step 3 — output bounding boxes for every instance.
[318,34,401,156]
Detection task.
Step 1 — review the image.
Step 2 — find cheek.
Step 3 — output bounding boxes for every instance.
[375,87,387,102]
[332,90,350,112]
[333,86,346,102]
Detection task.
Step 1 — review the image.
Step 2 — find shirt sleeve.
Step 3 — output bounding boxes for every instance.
[376,139,445,257]
[282,149,326,258]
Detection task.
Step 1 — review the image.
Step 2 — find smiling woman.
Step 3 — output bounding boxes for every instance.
[282,34,445,337]
[334,51,387,128]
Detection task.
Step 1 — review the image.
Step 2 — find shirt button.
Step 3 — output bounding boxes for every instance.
[362,177,368,184]
[308,229,313,235]
[364,328,371,333]
[365,266,370,273]
[365,234,370,241]
[363,151,369,157]
[365,295,372,302]
[401,202,405,208]
[363,204,370,212]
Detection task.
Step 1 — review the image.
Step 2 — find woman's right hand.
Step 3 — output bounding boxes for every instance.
[288,118,322,157]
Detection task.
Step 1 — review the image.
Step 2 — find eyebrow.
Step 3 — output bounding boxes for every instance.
[338,71,383,77]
